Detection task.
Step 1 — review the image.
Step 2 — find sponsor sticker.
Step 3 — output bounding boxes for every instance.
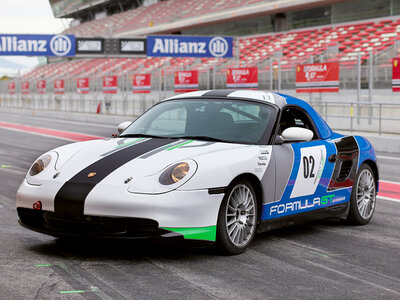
[147,35,233,58]
[290,145,327,198]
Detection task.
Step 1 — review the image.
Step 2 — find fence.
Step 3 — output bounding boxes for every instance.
[1,44,400,135]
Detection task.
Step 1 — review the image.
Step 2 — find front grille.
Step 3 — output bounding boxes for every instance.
[17,208,159,238]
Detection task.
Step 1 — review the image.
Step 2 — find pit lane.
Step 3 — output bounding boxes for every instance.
[1,112,400,299]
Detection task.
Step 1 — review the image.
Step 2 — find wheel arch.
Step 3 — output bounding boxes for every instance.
[229,173,264,221]
[360,159,379,192]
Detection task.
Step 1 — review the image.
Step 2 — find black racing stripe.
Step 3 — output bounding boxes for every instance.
[54,138,174,214]
[202,89,239,97]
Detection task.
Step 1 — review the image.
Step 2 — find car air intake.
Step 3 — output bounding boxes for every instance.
[337,160,353,182]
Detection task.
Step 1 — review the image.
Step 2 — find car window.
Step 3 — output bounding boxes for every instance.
[146,107,187,135]
[279,107,318,139]
[123,99,275,144]
[220,103,260,122]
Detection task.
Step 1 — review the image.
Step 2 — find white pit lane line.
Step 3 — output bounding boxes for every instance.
[377,196,400,204]
[377,155,400,161]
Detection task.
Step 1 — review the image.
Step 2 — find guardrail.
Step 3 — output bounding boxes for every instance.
[1,93,399,136]
[310,101,400,136]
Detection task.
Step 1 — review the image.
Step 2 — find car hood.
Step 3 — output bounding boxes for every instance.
[43,137,254,193]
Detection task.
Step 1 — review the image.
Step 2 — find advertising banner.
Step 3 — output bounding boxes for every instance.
[22,81,29,94]
[77,77,89,94]
[0,34,75,57]
[8,81,15,94]
[120,38,146,55]
[147,36,233,58]
[54,79,65,94]
[132,74,151,93]
[296,62,339,93]
[174,71,199,93]
[37,80,46,94]
[226,67,258,89]
[393,57,400,92]
[76,38,104,55]
[103,76,118,94]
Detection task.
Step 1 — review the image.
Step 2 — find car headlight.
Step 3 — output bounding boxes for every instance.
[159,162,190,185]
[29,154,52,176]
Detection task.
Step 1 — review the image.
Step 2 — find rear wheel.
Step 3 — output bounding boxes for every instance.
[346,164,376,225]
[216,179,258,255]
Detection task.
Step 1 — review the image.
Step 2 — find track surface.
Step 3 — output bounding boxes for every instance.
[1,112,400,299]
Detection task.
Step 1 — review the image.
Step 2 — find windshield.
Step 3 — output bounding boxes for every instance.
[121,99,275,144]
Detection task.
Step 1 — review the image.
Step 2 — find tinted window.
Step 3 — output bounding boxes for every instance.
[123,99,274,144]
[279,107,318,139]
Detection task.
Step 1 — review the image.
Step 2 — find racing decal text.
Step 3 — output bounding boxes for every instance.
[270,194,346,215]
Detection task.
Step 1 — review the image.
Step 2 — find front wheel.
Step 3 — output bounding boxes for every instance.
[216,179,258,255]
[346,164,377,225]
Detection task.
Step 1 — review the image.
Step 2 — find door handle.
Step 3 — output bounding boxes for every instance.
[329,154,337,163]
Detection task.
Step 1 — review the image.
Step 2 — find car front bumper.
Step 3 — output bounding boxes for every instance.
[16,180,224,241]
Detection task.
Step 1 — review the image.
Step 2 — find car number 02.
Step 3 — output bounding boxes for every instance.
[303,156,315,178]
[290,145,326,198]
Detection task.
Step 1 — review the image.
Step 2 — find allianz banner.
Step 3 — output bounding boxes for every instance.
[147,35,233,58]
[0,34,75,57]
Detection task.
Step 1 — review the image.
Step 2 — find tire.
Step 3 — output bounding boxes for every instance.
[346,163,377,225]
[216,179,258,255]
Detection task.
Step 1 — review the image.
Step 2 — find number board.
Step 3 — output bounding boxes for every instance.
[290,145,327,198]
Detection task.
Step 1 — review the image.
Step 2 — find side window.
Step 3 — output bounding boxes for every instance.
[279,107,318,140]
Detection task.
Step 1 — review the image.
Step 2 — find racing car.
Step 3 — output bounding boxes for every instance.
[16,90,378,254]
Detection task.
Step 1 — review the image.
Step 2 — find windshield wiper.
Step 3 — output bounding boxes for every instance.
[177,135,232,143]
[118,133,175,139]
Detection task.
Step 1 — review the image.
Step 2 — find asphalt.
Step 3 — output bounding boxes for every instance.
[0,112,400,299]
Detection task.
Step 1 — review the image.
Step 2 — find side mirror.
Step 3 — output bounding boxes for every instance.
[277,127,313,144]
[117,121,132,134]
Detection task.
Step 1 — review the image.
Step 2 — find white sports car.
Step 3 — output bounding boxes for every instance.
[17,90,378,254]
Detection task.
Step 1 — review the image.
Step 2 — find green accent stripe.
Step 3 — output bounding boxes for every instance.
[161,225,216,241]
[34,264,52,267]
[165,140,194,151]
[59,290,85,294]
[114,138,144,149]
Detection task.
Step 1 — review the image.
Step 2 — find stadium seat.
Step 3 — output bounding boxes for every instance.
[22,3,400,81]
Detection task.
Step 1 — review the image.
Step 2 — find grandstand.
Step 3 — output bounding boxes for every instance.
[21,0,400,83]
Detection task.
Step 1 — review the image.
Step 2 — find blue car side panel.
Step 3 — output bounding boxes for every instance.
[260,93,378,222]
[354,136,376,168]
[261,139,351,220]
[354,135,378,192]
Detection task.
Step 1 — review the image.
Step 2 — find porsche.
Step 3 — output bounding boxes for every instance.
[16,90,378,254]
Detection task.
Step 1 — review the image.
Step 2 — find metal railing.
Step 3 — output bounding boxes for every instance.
[1,91,400,136]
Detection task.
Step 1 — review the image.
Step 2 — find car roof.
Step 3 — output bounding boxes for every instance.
[166,89,287,107]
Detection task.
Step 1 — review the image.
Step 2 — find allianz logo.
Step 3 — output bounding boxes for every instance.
[0,35,71,56]
[152,36,229,57]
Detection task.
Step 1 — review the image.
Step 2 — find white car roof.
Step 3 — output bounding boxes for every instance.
[166,89,286,107]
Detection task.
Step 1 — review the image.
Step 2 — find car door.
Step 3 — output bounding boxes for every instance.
[261,106,338,221]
